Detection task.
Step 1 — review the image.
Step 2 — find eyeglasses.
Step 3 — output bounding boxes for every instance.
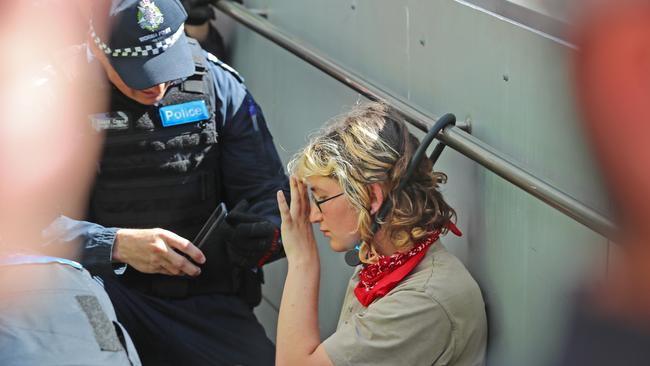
[312,192,345,213]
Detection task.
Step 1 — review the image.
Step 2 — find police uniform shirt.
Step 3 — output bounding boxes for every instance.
[323,242,488,366]
[0,257,141,365]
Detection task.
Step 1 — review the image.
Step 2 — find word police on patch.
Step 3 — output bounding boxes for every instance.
[159,100,209,127]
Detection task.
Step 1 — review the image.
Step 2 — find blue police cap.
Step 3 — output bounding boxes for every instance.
[91,0,195,90]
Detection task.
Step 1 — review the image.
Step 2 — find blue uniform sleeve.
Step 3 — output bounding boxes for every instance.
[207,57,289,266]
[219,94,290,226]
[205,54,290,227]
[42,216,120,273]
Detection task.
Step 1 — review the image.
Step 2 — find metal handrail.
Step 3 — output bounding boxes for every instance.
[215,1,616,238]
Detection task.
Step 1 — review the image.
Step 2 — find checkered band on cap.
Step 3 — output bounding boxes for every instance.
[89,21,185,57]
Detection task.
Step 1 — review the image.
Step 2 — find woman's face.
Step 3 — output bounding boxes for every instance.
[307,176,361,252]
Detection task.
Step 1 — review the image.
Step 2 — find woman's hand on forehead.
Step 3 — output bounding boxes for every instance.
[277,176,319,262]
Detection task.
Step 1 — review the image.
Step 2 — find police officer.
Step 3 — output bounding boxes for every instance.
[51,0,288,365]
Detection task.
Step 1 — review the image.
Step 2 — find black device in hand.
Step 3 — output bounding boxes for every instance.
[194,202,228,249]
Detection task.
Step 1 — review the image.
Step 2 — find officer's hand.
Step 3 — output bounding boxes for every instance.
[225,201,284,268]
[112,228,206,276]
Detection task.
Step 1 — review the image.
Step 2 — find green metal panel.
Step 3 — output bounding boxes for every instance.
[230,1,609,365]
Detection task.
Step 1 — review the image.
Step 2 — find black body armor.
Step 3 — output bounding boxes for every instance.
[89,40,256,302]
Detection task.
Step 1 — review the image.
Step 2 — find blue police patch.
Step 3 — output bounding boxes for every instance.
[159,100,209,127]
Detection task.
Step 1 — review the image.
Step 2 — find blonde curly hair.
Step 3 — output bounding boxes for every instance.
[288,102,456,263]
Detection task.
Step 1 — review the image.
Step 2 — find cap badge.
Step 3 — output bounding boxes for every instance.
[137,0,164,32]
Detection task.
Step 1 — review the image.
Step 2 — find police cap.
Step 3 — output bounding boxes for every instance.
[91,0,195,89]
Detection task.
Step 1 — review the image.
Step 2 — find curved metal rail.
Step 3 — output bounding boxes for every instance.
[216,1,616,238]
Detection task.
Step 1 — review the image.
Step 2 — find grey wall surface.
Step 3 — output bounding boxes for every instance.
[223,1,609,365]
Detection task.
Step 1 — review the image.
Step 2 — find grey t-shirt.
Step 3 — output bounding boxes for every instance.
[323,241,487,366]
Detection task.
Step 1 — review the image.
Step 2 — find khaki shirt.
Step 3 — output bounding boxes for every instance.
[323,242,487,366]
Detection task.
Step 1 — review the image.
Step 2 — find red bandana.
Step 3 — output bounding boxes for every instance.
[354,223,462,307]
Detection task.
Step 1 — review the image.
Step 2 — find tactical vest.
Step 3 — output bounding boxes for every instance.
[89,40,241,299]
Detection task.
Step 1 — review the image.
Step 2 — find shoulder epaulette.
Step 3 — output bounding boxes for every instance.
[206,52,244,84]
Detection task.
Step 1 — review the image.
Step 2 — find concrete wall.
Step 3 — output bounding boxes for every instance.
[224,1,609,364]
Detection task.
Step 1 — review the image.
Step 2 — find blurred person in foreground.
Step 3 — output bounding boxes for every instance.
[0,1,140,365]
[46,0,288,365]
[556,1,650,364]
[275,103,487,365]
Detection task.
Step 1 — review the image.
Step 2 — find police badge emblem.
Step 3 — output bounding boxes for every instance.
[137,0,164,32]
